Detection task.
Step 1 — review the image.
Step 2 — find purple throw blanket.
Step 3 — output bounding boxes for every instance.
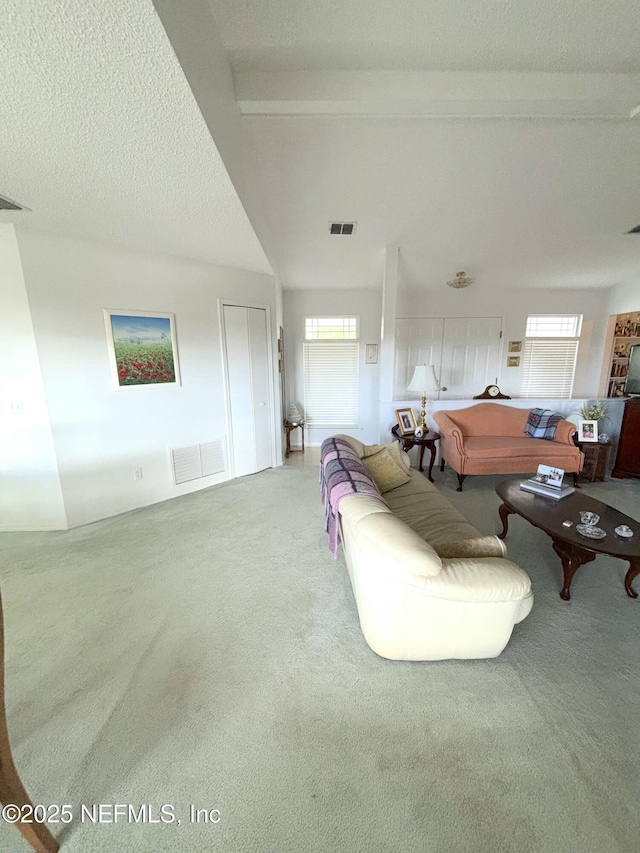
[320,437,386,558]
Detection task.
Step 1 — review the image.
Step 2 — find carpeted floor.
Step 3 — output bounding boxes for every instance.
[1,461,639,852]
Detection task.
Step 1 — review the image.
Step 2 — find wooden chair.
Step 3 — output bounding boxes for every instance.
[0,589,59,852]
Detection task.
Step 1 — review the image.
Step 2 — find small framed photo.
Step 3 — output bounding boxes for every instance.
[578,420,598,442]
[104,310,181,389]
[395,407,417,436]
[365,343,379,364]
[507,356,520,367]
[508,341,522,352]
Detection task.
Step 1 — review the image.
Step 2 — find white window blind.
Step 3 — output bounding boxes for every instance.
[303,340,359,427]
[520,340,579,398]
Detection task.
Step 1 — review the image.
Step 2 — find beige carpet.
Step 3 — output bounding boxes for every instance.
[1,463,639,852]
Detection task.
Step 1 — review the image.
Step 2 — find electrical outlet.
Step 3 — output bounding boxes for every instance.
[133,468,143,481]
[8,399,24,414]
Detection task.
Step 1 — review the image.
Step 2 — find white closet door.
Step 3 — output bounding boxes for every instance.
[440,317,502,399]
[223,305,273,477]
[247,307,272,472]
[394,318,445,399]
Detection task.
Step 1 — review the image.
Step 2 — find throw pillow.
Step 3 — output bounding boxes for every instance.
[363,442,411,472]
[362,443,411,493]
[524,408,562,440]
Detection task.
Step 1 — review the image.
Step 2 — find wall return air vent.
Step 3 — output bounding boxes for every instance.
[329,222,356,235]
[171,439,226,485]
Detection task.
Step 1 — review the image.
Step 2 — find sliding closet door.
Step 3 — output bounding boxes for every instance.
[223,305,273,477]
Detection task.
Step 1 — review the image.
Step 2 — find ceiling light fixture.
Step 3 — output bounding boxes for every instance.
[446,271,475,289]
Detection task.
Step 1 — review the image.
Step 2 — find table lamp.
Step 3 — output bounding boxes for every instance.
[407,364,441,430]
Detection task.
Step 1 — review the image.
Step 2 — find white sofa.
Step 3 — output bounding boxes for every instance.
[333,435,533,661]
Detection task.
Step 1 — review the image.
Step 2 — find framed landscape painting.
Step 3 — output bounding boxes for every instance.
[104,310,181,389]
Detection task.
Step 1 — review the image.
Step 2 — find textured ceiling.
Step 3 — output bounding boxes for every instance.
[4,1,640,294]
[204,0,640,290]
[213,0,640,73]
[0,0,271,274]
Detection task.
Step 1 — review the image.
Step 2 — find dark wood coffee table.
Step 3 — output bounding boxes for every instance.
[495,479,640,601]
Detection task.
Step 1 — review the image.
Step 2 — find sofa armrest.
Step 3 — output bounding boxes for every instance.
[433,411,465,457]
[553,419,578,445]
[414,556,532,603]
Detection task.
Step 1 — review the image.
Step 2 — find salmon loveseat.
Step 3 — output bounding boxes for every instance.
[331,435,533,661]
[434,403,583,491]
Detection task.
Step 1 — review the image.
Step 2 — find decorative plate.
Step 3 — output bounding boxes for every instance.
[615,525,634,538]
[576,524,607,540]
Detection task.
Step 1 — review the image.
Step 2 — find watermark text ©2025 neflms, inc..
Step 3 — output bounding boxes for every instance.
[1,803,221,827]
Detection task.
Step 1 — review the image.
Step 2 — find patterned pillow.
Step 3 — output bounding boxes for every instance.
[363,442,411,472]
[525,408,562,440]
[362,443,411,493]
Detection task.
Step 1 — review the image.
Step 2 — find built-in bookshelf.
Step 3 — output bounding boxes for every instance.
[607,310,640,398]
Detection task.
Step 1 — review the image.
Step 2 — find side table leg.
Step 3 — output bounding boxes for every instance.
[498,503,514,539]
[440,457,445,472]
[624,559,640,599]
[426,442,436,482]
[418,444,426,472]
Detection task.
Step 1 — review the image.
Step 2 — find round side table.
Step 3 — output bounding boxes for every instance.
[391,425,441,482]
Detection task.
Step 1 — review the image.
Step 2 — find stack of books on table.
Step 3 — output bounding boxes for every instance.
[519,464,575,500]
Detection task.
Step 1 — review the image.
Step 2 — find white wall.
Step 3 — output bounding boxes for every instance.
[607,280,639,316]
[15,228,278,529]
[284,288,382,446]
[0,226,66,530]
[397,285,610,399]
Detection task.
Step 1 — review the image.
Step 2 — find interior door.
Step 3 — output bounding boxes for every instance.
[223,305,273,477]
[439,317,502,399]
[394,318,445,399]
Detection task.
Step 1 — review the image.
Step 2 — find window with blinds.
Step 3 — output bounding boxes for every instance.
[303,317,359,427]
[520,315,581,399]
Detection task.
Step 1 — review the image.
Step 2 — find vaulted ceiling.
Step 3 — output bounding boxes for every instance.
[3,1,640,292]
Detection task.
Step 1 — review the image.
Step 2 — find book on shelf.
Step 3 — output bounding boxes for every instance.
[519,464,575,500]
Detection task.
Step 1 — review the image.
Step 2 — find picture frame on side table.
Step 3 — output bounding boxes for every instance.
[578,419,598,442]
[395,407,417,436]
[104,310,181,389]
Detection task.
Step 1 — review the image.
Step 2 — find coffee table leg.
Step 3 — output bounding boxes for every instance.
[498,503,514,540]
[551,539,596,601]
[624,559,640,599]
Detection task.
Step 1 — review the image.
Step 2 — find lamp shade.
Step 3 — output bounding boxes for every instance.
[407,364,440,394]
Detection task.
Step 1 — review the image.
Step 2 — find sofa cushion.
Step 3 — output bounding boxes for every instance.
[463,435,576,459]
[362,443,411,493]
[384,473,483,546]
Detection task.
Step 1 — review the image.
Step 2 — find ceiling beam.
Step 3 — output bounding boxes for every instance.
[236,70,640,119]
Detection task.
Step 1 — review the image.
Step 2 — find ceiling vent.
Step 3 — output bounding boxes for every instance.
[0,194,26,211]
[329,222,356,235]
[627,225,640,233]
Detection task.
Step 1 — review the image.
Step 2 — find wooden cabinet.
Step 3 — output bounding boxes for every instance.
[607,311,640,398]
[577,441,612,482]
[612,399,640,480]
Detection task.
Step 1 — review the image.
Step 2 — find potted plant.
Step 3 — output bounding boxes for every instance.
[578,400,610,443]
